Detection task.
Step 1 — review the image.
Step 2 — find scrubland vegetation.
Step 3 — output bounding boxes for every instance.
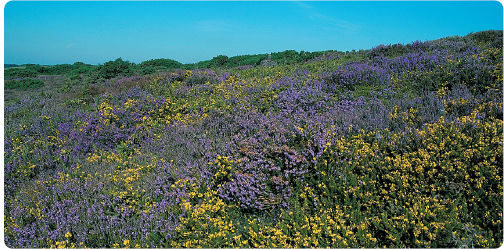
[4,30,503,248]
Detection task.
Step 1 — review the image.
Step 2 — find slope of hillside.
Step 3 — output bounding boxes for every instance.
[4,30,503,248]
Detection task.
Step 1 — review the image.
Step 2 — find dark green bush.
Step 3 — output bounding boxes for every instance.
[139,58,182,70]
[5,78,44,90]
[99,58,134,79]
[84,71,106,85]
[368,43,412,58]
[185,50,332,69]
[24,64,45,73]
[139,66,156,75]
[5,68,39,79]
[228,54,267,66]
[43,64,73,75]
[211,55,229,67]
[467,30,503,48]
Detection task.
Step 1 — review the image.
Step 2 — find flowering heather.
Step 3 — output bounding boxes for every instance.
[5,31,503,248]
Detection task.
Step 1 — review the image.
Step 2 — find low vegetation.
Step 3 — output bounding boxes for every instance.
[4,30,503,248]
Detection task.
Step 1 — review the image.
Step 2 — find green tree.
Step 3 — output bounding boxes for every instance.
[99,58,134,79]
[211,55,229,67]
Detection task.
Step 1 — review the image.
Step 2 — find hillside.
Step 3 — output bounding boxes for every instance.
[4,30,503,248]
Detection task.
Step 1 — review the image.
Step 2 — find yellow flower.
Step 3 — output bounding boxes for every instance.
[65,232,72,238]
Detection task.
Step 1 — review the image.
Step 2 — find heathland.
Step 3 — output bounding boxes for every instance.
[5,30,503,248]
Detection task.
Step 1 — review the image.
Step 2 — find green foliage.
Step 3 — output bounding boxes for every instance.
[99,58,134,79]
[299,50,327,60]
[5,68,39,79]
[4,30,503,249]
[24,64,45,72]
[5,78,44,90]
[271,50,298,64]
[5,62,98,80]
[191,59,213,69]
[138,58,182,70]
[211,55,229,67]
[271,50,328,64]
[69,74,82,81]
[367,43,413,58]
[353,84,387,98]
[137,58,184,75]
[43,64,74,75]
[69,63,96,75]
[228,54,267,67]
[139,66,156,75]
[60,79,74,93]
[467,30,503,48]
[84,71,106,85]
[185,50,332,69]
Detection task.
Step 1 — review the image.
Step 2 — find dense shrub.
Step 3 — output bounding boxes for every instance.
[228,54,268,66]
[187,50,332,69]
[99,58,134,79]
[467,30,503,48]
[4,31,503,248]
[42,64,74,75]
[4,68,39,79]
[139,66,156,75]
[368,43,417,58]
[138,58,182,70]
[5,78,44,90]
[211,55,229,67]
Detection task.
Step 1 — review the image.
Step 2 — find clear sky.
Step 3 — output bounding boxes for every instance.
[4,1,503,65]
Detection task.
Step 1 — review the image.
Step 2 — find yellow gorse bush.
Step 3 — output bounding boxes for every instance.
[167,100,502,248]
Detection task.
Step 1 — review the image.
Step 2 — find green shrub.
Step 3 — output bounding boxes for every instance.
[60,79,74,93]
[228,54,267,66]
[5,68,39,79]
[211,55,229,67]
[84,71,106,85]
[5,78,44,90]
[43,64,73,75]
[139,66,156,75]
[99,58,134,79]
[467,30,503,48]
[138,58,182,70]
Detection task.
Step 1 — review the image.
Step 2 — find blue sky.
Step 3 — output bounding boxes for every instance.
[4,1,503,65]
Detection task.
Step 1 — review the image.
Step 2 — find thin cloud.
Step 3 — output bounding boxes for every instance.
[65,43,76,49]
[294,1,361,32]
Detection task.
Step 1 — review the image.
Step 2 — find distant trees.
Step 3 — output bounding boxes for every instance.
[4,68,39,79]
[5,78,44,90]
[138,58,182,70]
[4,49,338,81]
[99,58,134,79]
[227,54,268,67]
[189,50,331,69]
[6,30,503,80]
[211,55,229,67]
